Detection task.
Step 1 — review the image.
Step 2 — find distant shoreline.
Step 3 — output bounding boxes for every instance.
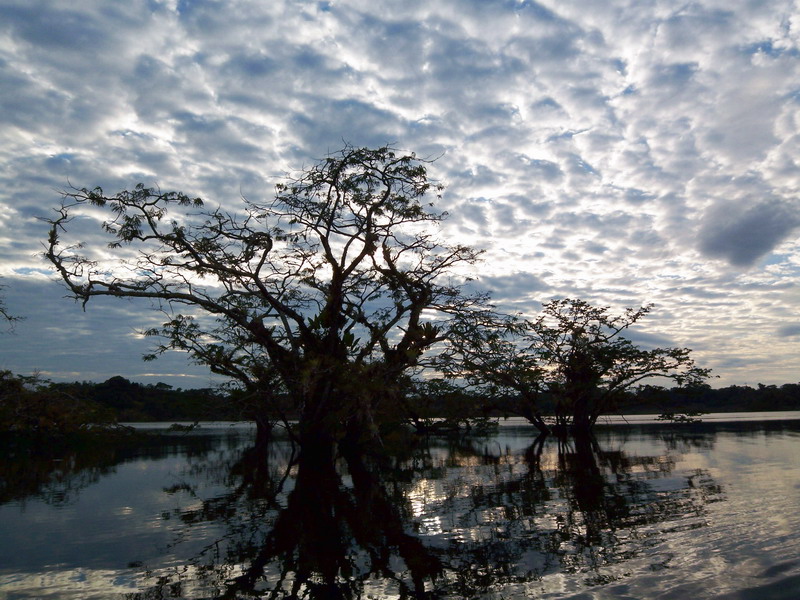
[120,410,800,430]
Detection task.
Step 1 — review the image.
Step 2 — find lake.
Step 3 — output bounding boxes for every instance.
[1,413,799,599]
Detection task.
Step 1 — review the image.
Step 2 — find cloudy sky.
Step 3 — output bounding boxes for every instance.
[1,0,798,388]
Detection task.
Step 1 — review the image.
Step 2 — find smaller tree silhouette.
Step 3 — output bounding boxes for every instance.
[443,299,710,435]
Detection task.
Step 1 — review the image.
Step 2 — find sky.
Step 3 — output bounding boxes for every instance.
[0,0,798,389]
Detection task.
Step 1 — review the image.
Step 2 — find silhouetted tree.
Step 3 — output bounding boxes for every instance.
[45,146,488,447]
[444,299,710,435]
[0,280,22,331]
[440,310,551,431]
[399,377,493,434]
[538,300,710,433]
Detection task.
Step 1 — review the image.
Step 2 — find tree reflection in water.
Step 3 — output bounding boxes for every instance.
[0,431,222,507]
[127,430,724,599]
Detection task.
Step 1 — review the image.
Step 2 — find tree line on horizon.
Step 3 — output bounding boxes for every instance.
[1,369,799,434]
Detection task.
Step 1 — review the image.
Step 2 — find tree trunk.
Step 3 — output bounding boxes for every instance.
[571,403,593,436]
[254,414,273,450]
[519,404,551,435]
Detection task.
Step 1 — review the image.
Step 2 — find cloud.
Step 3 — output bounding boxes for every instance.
[0,0,798,386]
[473,271,551,308]
[699,199,800,266]
[0,277,220,387]
[777,324,800,338]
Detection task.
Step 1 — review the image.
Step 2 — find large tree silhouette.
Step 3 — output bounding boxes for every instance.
[45,146,488,446]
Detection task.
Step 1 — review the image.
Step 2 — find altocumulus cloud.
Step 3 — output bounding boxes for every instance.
[0,0,798,387]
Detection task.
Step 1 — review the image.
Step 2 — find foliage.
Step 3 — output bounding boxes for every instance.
[443,299,711,434]
[0,370,117,432]
[45,146,488,444]
[533,299,711,431]
[440,310,551,430]
[4,370,796,430]
[631,382,800,415]
[398,377,495,434]
[50,376,233,422]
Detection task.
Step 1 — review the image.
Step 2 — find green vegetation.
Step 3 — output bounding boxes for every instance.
[628,382,800,415]
[0,370,117,432]
[0,371,233,431]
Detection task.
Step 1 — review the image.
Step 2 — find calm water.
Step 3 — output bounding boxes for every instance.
[1,414,799,599]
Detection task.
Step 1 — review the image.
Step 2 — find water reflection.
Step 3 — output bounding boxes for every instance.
[0,430,228,507]
[6,421,800,598]
[121,430,725,599]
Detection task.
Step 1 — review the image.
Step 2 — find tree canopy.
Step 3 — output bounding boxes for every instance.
[443,299,711,435]
[46,146,488,445]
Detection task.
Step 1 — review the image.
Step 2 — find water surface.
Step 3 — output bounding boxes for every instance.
[1,415,799,598]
